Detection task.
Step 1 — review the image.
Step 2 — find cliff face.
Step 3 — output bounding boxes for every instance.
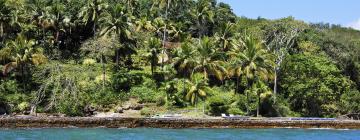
[1,117,360,129]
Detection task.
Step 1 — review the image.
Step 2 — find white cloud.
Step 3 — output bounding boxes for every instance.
[347,19,360,30]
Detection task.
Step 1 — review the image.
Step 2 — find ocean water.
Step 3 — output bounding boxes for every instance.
[0,128,359,140]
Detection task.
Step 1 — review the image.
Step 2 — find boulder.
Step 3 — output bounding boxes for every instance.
[83,105,96,116]
[115,107,123,113]
[131,104,144,110]
[0,102,10,115]
[122,104,131,110]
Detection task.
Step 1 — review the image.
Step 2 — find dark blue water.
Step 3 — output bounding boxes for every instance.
[0,128,359,140]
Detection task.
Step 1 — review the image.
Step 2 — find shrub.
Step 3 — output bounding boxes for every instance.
[207,95,230,116]
[130,86,163,103]
[260,95,297,117]
[82,58,96,66]
[340,90,360,114]
[228,107,245,115]
[17,102,30,112]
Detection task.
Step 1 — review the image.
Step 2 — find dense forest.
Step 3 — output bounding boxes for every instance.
[0,0,359,117]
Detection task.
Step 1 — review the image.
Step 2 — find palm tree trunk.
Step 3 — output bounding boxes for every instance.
[161,0,170,70]
[93,21,96,37]
[116,49,119,70]
[101,54,106,89]
[0,22,3,38]
[257,93,260,117]
[235,76,239,94]
[246,79,252,115]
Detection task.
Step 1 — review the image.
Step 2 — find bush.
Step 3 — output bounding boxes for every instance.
[340,90,360,114]
[260,95,296,117]
[130,86,164,103]
[17,102,30,112]
[207,95,230,116]
[112,69,145,92]
[228,107,245,115]
[82,58,96,66]
[56,98,84,117]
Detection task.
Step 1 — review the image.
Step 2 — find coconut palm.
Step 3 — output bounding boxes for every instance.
[145,37,162,75]
[0,34,47,89]
[214,22,238,51]
[185,73,213,113]
[0,0,11,40]
[230,35,274,115]
[172,40,197,77]
[78,0,108,37]
[99,3,136,68]
[252,81,272,117]
[190,0,214,38]
[192,37,227,81]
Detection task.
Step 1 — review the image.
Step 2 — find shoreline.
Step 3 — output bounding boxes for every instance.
[1,117,360,129]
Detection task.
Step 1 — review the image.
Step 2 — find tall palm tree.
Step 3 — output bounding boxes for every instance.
[78,0,108,37]
[231,35,274,115]
[0,0,11,41]
[192,37,227,81]
[214,22,237,52]
[172,40,197,77]
[145,37,162,76]
[190,0,214,38]
[99,3,135,68]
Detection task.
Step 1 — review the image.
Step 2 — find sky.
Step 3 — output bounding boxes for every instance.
[218,0,360,30]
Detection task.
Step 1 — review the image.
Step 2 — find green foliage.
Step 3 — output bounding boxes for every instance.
[260,95,297,117]
[228,107,245,115]
[130,86,164,103]
[280,54,354,117]
[206,87,236,116]
[340,90,360,114]
[0,0,358,118]
[17,102,30,112]
[112,69,144,92]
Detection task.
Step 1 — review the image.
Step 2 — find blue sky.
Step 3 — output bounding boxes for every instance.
[218,0,360,30]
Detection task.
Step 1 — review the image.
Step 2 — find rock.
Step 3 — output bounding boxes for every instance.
[123,105,131,110]
[115,107,123,113]
[131,104,144,110]
[83,105,96,116]
[0,102,10,115]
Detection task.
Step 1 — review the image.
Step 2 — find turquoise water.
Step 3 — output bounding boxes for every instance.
[0,128,359,140]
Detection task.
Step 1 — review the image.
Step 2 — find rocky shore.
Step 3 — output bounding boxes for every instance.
[1,117,360,129]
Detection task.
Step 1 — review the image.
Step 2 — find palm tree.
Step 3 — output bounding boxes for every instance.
[214,22,237,51]
[78,0,108,37]
[190,0,214,38]
[253,81,272,117]
[0,34,47,89]
[185,73,213,113]
[172,40,197,77]
[231,35,274,115]
[145,37,162,76]
[0,0,11,41]
[4,0,27,33]
[193,37,227,81]
[99,3,135,68]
